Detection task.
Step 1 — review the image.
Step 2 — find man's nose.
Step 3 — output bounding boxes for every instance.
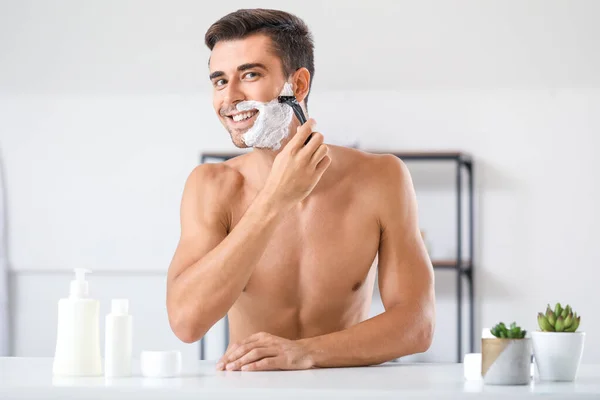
[223,79,245,106]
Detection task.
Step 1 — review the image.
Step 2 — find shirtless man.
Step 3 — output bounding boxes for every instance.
[166,9,435,371]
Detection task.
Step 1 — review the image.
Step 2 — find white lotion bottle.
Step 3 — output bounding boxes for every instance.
[105,299,132,377]
[52,268,102,376]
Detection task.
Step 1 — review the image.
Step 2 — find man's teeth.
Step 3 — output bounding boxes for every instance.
[232,111,257,122]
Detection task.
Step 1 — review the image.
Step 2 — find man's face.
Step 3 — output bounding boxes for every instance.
[209,34,288,148]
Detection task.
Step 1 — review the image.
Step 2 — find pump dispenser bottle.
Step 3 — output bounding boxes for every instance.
[52,268,102,376]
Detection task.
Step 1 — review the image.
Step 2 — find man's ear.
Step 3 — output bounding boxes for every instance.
[291,67,311,104]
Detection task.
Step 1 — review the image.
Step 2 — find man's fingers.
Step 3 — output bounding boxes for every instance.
[227,341,263,365]
[241,356,281,372]
[217,332,270,369]
[226,347,276,371]
[218,342,241,367]
[310,143,329,167]
[315,155,332,174]
[217,332,270,370]
[292,118,317,149]
[300,132,324,159]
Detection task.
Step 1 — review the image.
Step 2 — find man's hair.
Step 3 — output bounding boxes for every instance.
[205,9,315,107]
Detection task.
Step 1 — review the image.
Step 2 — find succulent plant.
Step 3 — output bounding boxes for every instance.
[491,321,527,339]
[537,303,580,332]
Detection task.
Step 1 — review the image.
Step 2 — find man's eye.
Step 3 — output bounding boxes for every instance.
[214,79,226,87]
[243,72,260,79]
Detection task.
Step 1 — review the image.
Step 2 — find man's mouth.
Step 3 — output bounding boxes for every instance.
[228,110,258,123]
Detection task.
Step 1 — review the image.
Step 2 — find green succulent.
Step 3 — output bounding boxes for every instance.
[491,321,527,339]
[537,303,580,332]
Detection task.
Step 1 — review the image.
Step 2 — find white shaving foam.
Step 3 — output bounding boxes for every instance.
[280,82,294,96]
[237,83,295,150]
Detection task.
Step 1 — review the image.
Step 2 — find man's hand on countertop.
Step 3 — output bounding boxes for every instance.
[216,332,315,371]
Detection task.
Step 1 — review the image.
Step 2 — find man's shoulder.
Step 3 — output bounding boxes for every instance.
[329,147,413,216]
[331,146,409,183]
[186,160,246,200]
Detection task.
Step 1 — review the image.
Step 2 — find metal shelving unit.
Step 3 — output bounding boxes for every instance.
[198,150,475,363]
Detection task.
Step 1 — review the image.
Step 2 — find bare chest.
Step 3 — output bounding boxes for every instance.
[230,186,381,308]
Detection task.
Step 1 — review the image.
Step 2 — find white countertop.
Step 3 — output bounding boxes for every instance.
[1,357,599,399]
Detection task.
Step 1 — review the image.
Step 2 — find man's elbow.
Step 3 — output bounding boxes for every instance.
[413,303,435,353]
[414,316,435,353]
[174,327,201,344]
[167,306,206,344]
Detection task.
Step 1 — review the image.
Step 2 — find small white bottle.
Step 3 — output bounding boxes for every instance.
[52,268,102,376]
[104,299,132,377]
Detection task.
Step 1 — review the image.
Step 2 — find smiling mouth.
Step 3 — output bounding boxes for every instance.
[228,110,258,123]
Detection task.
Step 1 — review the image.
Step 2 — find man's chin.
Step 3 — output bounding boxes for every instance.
[230,140,276,151]
[229,136,249,149]
[229,137,278,151]
[224,128,248,149]
[226,128,283,151]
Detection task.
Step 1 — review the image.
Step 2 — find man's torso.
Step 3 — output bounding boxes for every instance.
[218,146,385,345]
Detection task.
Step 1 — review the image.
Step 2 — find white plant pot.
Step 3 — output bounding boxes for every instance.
[531,331,585,381]
[481,338,532,385]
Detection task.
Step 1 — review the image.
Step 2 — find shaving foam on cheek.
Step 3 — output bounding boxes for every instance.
[280,82,294,97]
[236,84,294,150]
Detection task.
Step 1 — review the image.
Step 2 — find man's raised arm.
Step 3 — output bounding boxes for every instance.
[166,121,330,343]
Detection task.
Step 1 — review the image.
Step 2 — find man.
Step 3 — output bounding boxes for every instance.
[166,8,435,371]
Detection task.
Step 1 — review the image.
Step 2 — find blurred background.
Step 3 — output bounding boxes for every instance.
[0,0,598,364]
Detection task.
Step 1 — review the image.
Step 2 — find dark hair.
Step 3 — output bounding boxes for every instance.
[205,9,315,107]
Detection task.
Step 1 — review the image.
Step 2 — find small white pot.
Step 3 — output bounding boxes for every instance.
[482,338,532,385]
[531,331,585,381]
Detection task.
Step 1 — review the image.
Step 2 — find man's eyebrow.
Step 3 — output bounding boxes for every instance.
[209,71,225,80]
[237,63,268,72]
[209,63,267,80]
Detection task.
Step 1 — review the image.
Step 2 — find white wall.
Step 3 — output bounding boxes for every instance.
[1,0,599,363]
